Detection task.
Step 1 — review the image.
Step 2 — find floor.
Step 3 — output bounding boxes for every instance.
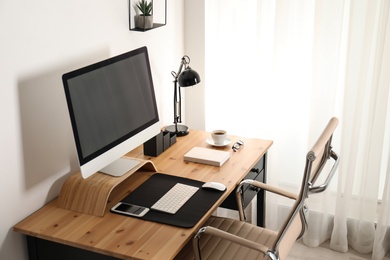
[288,240,390,260]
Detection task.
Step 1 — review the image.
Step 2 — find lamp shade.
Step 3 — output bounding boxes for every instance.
[178,67,201,87]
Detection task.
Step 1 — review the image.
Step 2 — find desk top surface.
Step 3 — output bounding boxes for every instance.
[14,130,272,260]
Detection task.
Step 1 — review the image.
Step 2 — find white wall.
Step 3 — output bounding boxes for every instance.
[0,0,186,259]
[183,1,205,131]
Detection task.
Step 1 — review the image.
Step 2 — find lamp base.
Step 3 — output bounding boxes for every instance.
[165,124,189,136]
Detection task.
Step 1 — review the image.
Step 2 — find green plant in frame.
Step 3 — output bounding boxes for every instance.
[137,0,153,16]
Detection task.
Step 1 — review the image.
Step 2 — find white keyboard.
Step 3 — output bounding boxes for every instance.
[151,183,199,214]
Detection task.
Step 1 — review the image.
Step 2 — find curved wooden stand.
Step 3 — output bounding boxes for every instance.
[57,157,157,217]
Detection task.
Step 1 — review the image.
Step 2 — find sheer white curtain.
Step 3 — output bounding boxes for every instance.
[204,0,390,258]
[330,1,390,259]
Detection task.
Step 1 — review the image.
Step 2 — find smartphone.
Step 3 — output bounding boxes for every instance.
[111,202,149,217]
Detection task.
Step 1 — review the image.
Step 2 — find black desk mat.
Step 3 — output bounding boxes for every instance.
[120,173,225,228]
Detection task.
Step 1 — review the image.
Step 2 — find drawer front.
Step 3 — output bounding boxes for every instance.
[220,156,265,210]
[240,169,264,208]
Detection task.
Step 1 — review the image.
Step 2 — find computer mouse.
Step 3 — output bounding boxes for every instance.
[202,182,226,191]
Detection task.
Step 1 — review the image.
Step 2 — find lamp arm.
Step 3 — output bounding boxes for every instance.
[171,56,189,127]
[174,55,190,79]
[173,80,181,126]
[178,86,182,123]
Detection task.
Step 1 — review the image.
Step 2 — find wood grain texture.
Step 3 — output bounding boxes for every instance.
[57,159,158,216]
[14,130,272,260]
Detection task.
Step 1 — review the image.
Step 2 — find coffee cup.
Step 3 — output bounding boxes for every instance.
[211,130,227,145]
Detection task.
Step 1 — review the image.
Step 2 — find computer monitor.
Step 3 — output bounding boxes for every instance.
[62,46,160,179]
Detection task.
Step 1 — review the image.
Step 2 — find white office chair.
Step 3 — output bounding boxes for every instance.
[176,117,339,260]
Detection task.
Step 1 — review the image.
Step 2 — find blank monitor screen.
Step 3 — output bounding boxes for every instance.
[63,46,160,178]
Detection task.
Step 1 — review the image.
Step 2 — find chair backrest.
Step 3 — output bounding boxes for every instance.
[273,117,339,259]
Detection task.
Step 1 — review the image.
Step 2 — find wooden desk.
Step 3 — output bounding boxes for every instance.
[14,130,272,260]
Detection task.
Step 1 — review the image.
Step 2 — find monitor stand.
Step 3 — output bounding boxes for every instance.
[58,159,157,216]
[99,157,140,177]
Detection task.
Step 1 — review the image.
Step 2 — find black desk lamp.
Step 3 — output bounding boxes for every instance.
[165,55,201,136]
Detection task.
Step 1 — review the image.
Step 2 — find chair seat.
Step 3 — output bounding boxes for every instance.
[176,216,278,260]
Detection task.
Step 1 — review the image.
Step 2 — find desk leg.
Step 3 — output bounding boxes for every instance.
[257,152,267,227]
[27,236,38,260]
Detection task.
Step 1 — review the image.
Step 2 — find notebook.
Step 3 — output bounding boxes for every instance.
[184,147,230,166]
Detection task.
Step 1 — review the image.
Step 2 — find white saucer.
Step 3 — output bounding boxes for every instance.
[206,138,232,147]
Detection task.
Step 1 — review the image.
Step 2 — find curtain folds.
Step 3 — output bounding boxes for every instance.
[204,0,390,258]
[330,1,390,258]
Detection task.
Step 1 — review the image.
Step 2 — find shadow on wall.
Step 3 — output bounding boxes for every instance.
[17,47,110,199]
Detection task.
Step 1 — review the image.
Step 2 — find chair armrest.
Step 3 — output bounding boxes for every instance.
[309,150,339,194]
[242,180,299,200]
[235,180,298,221]
[192,226,270,259]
